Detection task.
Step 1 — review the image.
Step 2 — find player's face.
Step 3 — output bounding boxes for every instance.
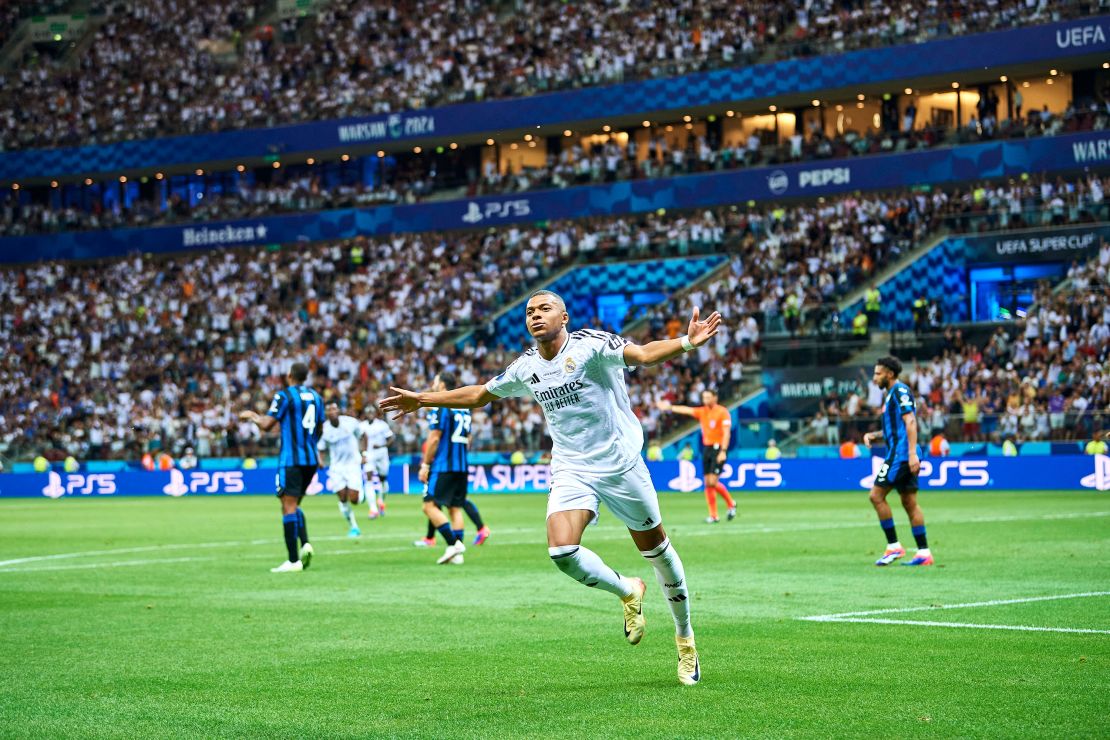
[525,296,568,342]
[873,365,893,389]
[701,391,717,407]
[325,404,339,424]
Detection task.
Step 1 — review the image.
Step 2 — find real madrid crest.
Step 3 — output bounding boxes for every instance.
[564,357,576,374]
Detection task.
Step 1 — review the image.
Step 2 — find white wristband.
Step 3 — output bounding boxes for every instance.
[680,335,695,352]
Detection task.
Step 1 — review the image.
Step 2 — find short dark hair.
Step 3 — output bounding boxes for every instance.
[325,400,339,409]
[289,362,310,384]
[702,388,718,398]
[438,371,457,388]
[876,356,902,377]
[528,290,566,313]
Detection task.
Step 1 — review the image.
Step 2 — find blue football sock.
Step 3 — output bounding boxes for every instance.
[912,524,928,549]
[880,518,898,545]
[436,523,457,545]
[282,514,299,562]
[453,529,464,542]
[296,507,309,545]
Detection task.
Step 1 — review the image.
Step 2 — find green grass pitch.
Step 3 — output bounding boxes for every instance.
[1,490,1107,738]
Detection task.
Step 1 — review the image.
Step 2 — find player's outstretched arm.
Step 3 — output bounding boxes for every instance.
[624,307,721,367]
[239,410,278,432]
[656,400,698,417]
[379,384,498,419]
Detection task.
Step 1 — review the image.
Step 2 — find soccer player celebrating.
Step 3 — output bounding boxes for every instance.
[239,362,325,573]
[862,356,934,567]
[380,290,721,686]
[656,389,737,523]
[318,401,367,538]
[360,405,393,518]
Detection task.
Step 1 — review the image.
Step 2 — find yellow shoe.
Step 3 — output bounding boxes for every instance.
[621,577,647,645]
[676,635,700,686]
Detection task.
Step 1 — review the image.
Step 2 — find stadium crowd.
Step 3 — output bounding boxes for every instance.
[0,0,1088,150]
[4,170,1109,464]
[807,243,1110,449]
[5,99,1105,238]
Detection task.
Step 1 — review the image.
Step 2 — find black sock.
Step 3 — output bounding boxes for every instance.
[880,518,898,545]
[282,514,299,561]
[436,523,457,545]
[426,520,436,539]
[296,507,309,545]
[463,499,484,530]
[912,525,928,549]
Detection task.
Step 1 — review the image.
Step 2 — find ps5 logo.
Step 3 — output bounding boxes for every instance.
[723,462,783,488]
[667,459,703,492]
[1080,453,1110,491]
[41,472,117,498]
[163,470,246,496]
[859,457,990,488]
[462,198,532,224]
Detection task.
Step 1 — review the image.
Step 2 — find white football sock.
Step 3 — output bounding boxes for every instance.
[548,545,633,598]
[641,538,693,638]
[338,501,357,527]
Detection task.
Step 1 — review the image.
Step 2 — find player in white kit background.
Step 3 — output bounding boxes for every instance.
[360,405,393,518]
[380,290,721,686]
[318,401,367,538]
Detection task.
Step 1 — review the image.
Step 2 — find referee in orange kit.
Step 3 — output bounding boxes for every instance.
[657,389,737,523]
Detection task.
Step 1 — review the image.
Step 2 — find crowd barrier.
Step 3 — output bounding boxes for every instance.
[3,456,1107,499]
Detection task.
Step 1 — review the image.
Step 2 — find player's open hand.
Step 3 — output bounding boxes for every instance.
[378,387,421,419]
[688,306,722,347]
[655,399,673,412]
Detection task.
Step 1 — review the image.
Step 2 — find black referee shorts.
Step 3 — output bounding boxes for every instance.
[702,445,723,476]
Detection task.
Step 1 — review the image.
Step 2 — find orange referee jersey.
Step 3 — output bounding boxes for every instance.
[692,405,731,446]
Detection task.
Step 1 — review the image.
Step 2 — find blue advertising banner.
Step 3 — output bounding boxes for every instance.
[2,456,1106,499]
[5,130,1110,264]
[2,16,1108,181]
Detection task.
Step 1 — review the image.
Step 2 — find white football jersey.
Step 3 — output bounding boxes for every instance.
[318,415,363,466]
[360,418,394,450]
[485,329,643,476]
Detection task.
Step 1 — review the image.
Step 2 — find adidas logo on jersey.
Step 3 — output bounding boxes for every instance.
[527,373,541,385]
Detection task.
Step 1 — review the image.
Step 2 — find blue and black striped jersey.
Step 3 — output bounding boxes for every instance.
[427,407,470,473]
[267,385,325,467]
[881,381,919,462]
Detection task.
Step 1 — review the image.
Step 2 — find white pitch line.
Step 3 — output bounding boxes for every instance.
[0,510,1107,574]
[801,591,1110,620]
[4,556,216,573]
[804,617,1110,635]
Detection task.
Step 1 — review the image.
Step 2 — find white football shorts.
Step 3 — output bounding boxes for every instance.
[364,451,390,478]
[328,463,365,493]
[547,457,662,531]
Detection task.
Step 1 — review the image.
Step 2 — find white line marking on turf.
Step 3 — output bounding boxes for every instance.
[802,591,1110,619]
[0,511,1106,573]
[801,617,1110,635]
[800,591,1110,635]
